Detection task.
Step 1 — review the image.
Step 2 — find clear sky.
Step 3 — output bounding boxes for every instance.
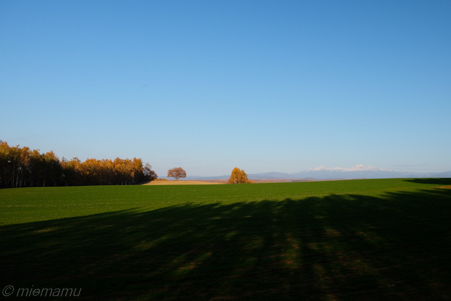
[1,0,450,177]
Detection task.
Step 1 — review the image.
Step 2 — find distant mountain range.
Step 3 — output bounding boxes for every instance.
[186,165,451,180]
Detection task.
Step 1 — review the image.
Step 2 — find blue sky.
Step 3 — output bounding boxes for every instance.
[1,0,450,177]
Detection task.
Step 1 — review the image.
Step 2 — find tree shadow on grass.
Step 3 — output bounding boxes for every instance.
[1,188,451,300]
[404,178,451,186]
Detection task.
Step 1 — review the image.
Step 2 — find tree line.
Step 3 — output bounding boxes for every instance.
[0,140,157,188]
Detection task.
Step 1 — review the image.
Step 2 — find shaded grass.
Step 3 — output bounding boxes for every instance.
[1,179,451,300]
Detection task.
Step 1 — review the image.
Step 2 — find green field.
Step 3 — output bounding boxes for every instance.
[1,179,451,300]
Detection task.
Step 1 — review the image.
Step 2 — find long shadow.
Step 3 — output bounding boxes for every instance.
[1,188,451,300]
[405,178,451,185]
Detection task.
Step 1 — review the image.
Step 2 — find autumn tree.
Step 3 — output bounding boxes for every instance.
[167,167,186,180]
[0,140,157,188]
[143,163,158,181]
[228,167,249,184]
[42,151,61,187]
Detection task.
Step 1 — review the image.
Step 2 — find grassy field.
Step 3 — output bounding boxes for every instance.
[1,178,451,300]
[144,180,223,185]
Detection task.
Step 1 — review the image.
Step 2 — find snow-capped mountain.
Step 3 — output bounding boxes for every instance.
[264,165,450,180]
[187,165,451,180]
[306,164,391,172]
[291,165,401,179]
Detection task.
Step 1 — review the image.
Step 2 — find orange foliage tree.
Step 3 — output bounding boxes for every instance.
[0,140,157,188]
[228,167,249,184]
[143,163,158,181]
[167,167,186,180]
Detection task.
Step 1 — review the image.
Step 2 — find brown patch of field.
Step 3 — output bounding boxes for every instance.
[143,180,224,185]
[437,185,451,189]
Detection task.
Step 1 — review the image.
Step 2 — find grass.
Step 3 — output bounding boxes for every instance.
[144,180,223,185]
[1,178,451,300]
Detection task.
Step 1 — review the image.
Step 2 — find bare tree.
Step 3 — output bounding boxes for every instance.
[167,167,186,180]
